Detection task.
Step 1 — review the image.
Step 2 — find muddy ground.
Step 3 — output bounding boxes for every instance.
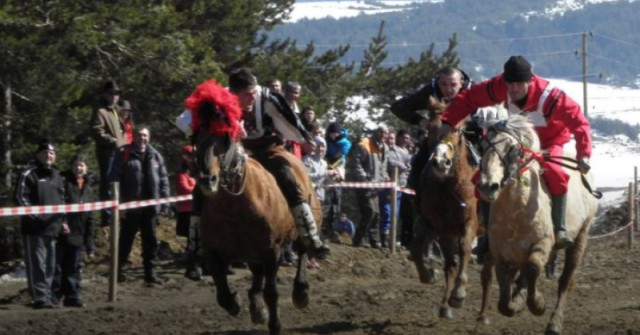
[0,217,639,335]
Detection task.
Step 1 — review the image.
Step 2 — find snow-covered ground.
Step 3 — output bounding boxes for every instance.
[286,0,440,22]
[289,0,625,22]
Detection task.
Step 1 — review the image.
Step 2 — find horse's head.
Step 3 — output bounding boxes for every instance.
[195,132,241,196]
[429,129,463,178]
[476,114,540,201]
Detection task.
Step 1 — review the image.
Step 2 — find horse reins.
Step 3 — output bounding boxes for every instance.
[543,155,603,199]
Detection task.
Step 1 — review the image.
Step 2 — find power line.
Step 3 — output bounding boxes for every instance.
[313,32,584,48]
[593,33,640,50]
[590,53,640,71]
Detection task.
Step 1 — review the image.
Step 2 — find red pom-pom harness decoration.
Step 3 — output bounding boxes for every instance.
[185,79,243,140]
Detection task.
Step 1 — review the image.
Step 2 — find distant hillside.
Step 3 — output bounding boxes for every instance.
[269,0,640,86]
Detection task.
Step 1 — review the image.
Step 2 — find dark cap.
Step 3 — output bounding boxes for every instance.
[102,80,121,94]
[327,122,341,134]
[36,139,55,153]
[503,55,533,83]
[120,100,132,110]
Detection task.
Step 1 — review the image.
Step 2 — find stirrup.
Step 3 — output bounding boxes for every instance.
[554,231,574,249]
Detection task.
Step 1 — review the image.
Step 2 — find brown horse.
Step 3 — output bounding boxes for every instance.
[196,133,321,335]
[475,113,598,335]
[411,116,480,319]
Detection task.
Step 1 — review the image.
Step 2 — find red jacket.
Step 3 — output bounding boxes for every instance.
[176,171,195,213]
[441,74,592,160]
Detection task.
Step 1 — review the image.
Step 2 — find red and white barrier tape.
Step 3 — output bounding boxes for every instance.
[324,182,416,195]
[118,194,192,210]
[1,183,416,217]
[0,195,194,217]
[0,200,117,217]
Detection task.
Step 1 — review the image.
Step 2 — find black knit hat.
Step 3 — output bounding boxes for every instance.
[503,55,533,83]
[36,138,55,153]
[327,122,341,134]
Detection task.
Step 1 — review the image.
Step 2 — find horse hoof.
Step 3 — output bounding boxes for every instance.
[545,323,562,335]
[292,282,309,309]
[419,269,438,284]
[449,296,465,309]
[250,306,268,324]
[527,296,546,316]
[477,315,491,326]
[439,306,453,319]
[292,291,309,309]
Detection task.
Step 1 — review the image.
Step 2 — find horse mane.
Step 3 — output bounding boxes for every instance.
[485,113,541,152]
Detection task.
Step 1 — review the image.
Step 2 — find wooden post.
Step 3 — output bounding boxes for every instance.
[635,167,639,231]
[390,167,399,254]
[628,182,634,250]
[108,182,120,302]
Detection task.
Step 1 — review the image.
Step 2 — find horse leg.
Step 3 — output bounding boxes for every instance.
[438,238,456,319]
[477,253,494,325]
[263,257,282,335]
[546,229,587,335]
[496,259,519,317]
[510,272,528,314]
[410,221,437,284]
[206,251,241,316]
[292,247,310,309]
[526,242,550,316]
[247,262,268,324]
[451,223,475,309]
[545,250,559,279]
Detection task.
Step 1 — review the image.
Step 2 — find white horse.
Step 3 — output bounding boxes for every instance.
[475,111,598,335]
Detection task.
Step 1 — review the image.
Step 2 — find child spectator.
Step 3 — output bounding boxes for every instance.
[119,100,135,145]
[53,152,96,308]
[333,213,355,239]
[175,145,203,281]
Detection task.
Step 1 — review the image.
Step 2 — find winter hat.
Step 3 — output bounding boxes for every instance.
[36,138,55,153]
[120,100,132,111]
[503,55,533,83]
[102,80,121,94]
[327,122,341,134]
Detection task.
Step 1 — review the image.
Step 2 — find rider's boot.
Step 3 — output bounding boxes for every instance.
[292,202,330,260]
[472,200,491,263]
[185,215,204,281]
[552,194,574,249]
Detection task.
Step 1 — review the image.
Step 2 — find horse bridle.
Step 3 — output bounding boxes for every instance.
[481,122,535,187]
[217,140,248,196]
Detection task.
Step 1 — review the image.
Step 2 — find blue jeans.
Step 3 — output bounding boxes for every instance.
[378,190,402,234]
[52,242,83,303]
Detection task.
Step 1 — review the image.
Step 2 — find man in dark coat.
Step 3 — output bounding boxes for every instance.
[15,139,65,309]
[111,125,169,285]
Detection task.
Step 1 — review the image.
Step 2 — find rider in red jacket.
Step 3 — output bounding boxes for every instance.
[440,55,592,253]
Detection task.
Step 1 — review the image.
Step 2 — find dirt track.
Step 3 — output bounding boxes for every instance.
[1,219,639,335]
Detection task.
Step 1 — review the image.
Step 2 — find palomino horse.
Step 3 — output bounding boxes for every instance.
[475,113,598,335]
[196,133,321,335]
[411,118,480,319]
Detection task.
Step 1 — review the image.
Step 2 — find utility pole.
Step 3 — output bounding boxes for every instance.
[582,31,588,118]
